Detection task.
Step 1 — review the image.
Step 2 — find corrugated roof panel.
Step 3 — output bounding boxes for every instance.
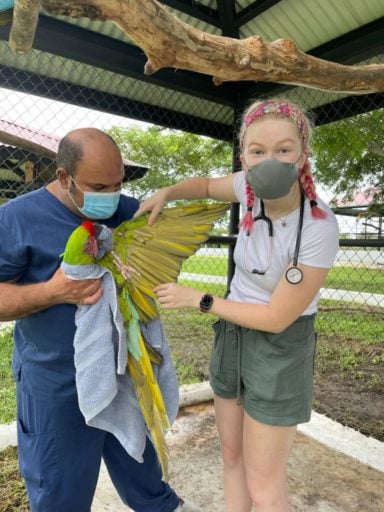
[0,168,22,181]
[235,0,256,11]
[41,13,133,44]
[0,42,234,128]
[162,4,221,35]
[239,0,384,51]
[257,54,382,112]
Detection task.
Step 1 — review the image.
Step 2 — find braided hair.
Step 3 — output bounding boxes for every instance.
[240,99,327,234]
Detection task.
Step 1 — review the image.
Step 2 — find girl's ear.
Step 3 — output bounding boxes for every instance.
[299,150,309,169]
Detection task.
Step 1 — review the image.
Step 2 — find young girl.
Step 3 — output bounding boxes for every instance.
[135,99,339,512]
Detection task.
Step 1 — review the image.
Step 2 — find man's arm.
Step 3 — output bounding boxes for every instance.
[0,268,103,321]
[0,281,56,320]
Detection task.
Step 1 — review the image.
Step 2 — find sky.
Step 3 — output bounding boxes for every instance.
[0,87,376,236]
[0,87,146,137]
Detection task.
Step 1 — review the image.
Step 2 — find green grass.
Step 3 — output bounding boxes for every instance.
[325,266,384,294]
[181,255,384,294]
[0,305,383,439]
[182,255,228,276]
[0,447,28,512]
[0,328,16,424]
[316,302,384,345]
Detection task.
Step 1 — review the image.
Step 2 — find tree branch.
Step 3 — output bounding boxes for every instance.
[9,0,41,53]
[8,0,383,93]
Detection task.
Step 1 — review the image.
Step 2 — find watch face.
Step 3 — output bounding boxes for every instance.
[285,266,303,284]
[200,294,213,312]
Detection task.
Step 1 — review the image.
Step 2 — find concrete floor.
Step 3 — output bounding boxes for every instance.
[93,402,384,512]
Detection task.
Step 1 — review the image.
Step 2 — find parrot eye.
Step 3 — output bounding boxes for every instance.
[94,224,103,237]
[83,236,98,258]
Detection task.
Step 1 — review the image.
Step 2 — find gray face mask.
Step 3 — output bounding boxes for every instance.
[246,159,299,199]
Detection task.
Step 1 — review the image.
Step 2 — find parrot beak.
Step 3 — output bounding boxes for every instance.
[81,223,113,260]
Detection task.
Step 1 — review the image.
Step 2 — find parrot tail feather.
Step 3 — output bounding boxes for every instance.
[127,332,170,480]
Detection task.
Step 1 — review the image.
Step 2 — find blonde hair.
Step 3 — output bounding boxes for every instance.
[239,98,326,235]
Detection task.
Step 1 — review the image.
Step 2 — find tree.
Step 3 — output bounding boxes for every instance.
[108,125,232,201]
[312,108,384,214]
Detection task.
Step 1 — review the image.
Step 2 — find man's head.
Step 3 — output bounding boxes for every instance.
[56,128,124,219]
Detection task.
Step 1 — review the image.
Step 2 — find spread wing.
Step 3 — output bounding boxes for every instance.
[107,202,229,322]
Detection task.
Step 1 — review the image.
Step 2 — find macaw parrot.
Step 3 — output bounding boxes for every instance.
[62,202,228,479]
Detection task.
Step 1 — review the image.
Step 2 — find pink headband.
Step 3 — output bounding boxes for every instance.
[240,100,327,234]
[240,100,309,147]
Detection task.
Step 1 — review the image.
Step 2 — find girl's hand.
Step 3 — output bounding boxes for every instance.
[154,283,201,310]
[134,189,170,225]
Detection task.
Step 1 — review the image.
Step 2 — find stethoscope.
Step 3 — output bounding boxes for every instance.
[244,190,305,284]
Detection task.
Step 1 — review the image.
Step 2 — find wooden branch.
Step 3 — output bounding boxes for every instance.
[9,0,41,53]
[10,0,381,93]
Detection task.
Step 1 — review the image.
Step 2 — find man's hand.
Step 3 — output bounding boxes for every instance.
[47,267,103,306]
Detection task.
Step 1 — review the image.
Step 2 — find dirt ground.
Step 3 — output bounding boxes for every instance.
[314,372,384,440]
[313,338,384,442]
[93,403,384,511]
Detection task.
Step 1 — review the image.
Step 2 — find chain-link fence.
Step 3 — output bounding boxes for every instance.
[0,46,383,438]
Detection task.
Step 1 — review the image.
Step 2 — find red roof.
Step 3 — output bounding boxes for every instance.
[333,189,378,207]
[0,119,147,172]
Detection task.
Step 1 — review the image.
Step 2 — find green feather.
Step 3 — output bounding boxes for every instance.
[62,224,95,265]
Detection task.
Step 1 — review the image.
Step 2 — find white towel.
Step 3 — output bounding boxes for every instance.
[61,261,179,463]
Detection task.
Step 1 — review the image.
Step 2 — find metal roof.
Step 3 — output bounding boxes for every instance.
[0,119,149,183]
[0,0,383,139]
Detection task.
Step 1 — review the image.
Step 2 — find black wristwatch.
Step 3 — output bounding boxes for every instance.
[199,293,214,313]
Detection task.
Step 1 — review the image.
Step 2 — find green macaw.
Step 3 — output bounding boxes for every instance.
[62,202,229,479]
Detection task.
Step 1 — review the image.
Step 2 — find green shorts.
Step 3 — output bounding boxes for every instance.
[209,315,317,427]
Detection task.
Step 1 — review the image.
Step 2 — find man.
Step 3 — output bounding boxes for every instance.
[0,128,200,512]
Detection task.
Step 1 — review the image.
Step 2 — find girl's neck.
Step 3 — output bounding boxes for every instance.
[263,184,302,220]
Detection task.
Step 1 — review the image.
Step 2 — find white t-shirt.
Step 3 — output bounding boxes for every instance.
[229,171,340,315]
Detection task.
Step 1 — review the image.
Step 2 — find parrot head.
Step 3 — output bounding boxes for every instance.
[81,221,99,258]
[62,221,112,265]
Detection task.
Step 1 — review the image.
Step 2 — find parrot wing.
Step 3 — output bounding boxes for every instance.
[103,202,229,323]
[95,202,229,479]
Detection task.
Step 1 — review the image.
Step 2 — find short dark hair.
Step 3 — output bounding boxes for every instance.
[56,135,84,177]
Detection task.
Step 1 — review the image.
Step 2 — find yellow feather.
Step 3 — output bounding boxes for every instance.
[96,202,229,478]
[127,331,170,480]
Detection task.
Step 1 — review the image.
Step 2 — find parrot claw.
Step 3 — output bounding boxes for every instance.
[111,250,140,280]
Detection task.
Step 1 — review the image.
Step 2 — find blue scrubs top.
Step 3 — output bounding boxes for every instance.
[0,187,139,400]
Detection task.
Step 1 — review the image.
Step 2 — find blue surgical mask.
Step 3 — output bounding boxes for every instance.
[68,178,121,219]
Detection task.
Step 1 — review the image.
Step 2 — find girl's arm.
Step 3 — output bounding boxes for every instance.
[155,263,330,333]
[135,174,237,224]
